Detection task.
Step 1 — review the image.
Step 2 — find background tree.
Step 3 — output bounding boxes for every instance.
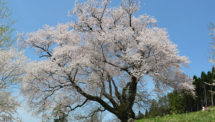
[193,75,205,110]
[136,111,144,120]
[0,0,26,121]
[167,90,196,114]
[0,0,14,47]
[145,89,194,118]
[20,0,193,121]
[147,100,160,117]
[209,23,215,63]
[192,67,215,110]
[0,49,26,121]
[208,24,215,106]
[143,67,215,119]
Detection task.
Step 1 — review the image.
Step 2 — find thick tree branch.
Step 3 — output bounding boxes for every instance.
[67,69,117,115]
[107,75,112,96]
[127,76,138,109]
[32,43,52,57]
[103,92,118,108]
[66,99,88,112]
[111,78,122,103]
[103,60,132,75]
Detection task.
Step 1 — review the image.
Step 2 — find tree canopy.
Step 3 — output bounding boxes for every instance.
[20,0,193,121]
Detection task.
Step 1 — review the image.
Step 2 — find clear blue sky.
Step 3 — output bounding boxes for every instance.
[7,0,215,121]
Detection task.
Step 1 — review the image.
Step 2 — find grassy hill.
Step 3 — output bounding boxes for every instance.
[137,107,215,122]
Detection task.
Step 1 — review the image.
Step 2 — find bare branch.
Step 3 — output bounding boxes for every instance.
[66,99,88,112]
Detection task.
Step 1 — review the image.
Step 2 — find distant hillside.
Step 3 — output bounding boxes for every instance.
[137,107,215,122]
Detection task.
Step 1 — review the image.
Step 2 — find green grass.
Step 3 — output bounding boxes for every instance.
[137,107,215,122]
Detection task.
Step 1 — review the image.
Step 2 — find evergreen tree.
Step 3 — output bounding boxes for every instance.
[168,90,184,114]
[144,110,149,118]
[193,67,215,110]
[136,111,144,120]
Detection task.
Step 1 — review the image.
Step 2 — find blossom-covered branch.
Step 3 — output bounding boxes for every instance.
[21,0,193,121]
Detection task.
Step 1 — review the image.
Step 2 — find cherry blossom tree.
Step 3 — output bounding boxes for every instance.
[21,0,192,121]
[209,23,215,64]
[0,49,26,121]
[0,0,26,121]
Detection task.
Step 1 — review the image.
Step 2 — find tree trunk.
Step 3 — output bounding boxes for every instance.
[204,84,208,106]
[211,86,214,106]
[118,111,135,122]
[68,72,138,122]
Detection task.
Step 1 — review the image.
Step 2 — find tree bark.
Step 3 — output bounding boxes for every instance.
[68,69,138,122]
[204,84,208,106]
[211,86,214,106]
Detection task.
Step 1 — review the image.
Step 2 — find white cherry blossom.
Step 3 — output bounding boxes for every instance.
[21,0,192,121]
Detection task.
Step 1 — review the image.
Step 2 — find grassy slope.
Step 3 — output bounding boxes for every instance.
[137,107,215,122]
